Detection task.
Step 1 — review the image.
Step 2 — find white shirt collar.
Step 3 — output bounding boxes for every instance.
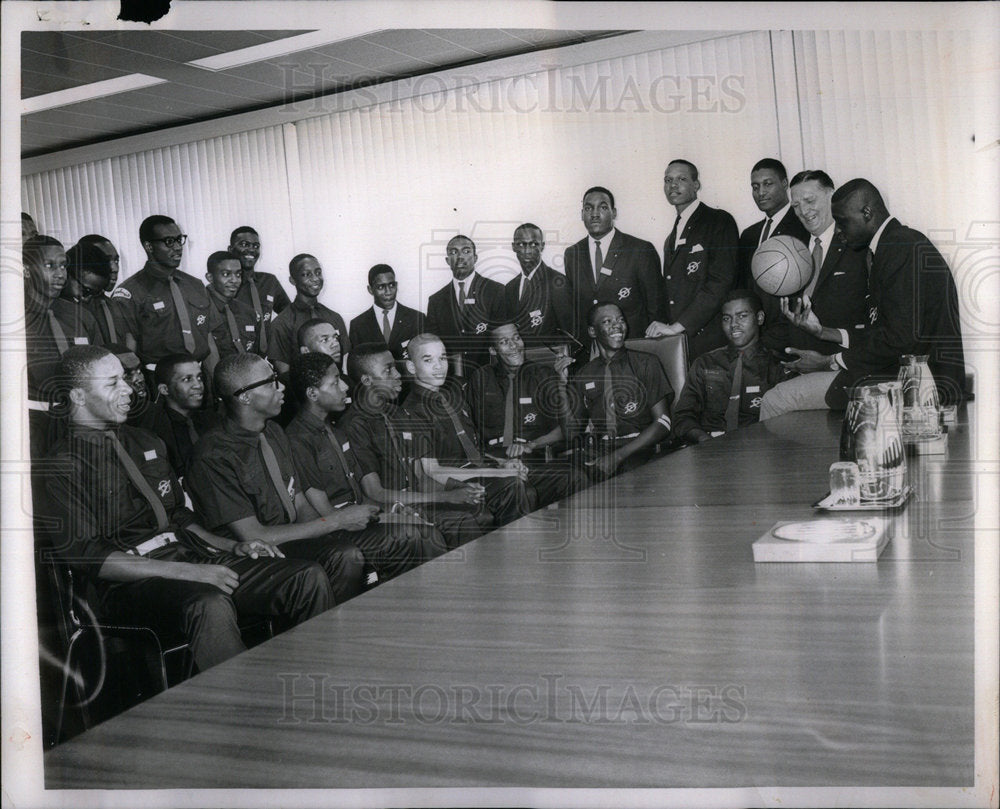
[373,301,397,320]
[869,217,894,254]
[676,198,701,233]
[767,203,792,231]
[452,272,478,300]
[588,227,616,251]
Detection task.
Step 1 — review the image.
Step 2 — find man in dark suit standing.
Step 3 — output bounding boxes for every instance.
[348,264,425,363]
[736,158,811,289]
[760,178,966,417]
[503,223,574,346]
[424,235,506,376]
[564,187,662,362]
[646,160,740,363]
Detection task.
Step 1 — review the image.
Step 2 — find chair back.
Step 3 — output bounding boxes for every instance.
[623,334,688,416]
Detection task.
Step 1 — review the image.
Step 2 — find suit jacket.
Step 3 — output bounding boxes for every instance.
[662,202,740,362]
[425,272,507,372]
[827,218,966,408]
[563,230,662,358]
[758,232,869,356]
[349,302,425,361]
[502,262,574,344]
[737,207,811,289]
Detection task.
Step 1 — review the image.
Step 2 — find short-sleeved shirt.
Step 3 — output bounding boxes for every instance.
[401,380,483,466]
[267,297,350,369]
[25,293,103,401]
[206,286,260,357]
[672,342,784,438]
[339,401,427,491]
[234,270,291,320]
[44,424,203,577]
[85,293,121,345]
[573,349,673,438]
[138,398,220,479]
[186,419,302,538]
[466,361,566,450]
[111,262,222,365]
[286,410,365,506]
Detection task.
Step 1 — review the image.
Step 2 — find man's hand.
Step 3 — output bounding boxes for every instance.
[334,504,380,531]
[446,483,486,506]
[234,540,284,559]
[588,451,620,479]
[500,457,530,481]
[553,355,573,378]
[645,320,684,338]
[505,441,533,459]
[780,294,823,337]
[189,564,240,595]
[781,347,833,373]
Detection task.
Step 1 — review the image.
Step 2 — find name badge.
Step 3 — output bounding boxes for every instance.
[676,238,686,247]
[73,336,89,345]
[746,385,761,393]
[519,397,532,404]
[402,431,412,441]
[599,267,613,276]
[529,309,542,317]
[245,324,255,331]
[342,442,350,452]
[144,449,157,461]
[464,297,476,305]
[266,294,274,302]
[153,300,165,310]
[585,381,596,390]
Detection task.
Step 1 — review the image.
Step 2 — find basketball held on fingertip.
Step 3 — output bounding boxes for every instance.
[751,235,813,296]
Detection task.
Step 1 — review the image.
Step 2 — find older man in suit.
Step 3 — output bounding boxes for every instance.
[646,160,740,363]
[503,223,574,346]
[425,235,506,375]
[736,158,811,289]
[759,178,966,417]
[564,187,662,363]
[348,264,424,363]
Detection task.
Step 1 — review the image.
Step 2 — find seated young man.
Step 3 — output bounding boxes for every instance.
[571,302,673,479]
[44,345,332,673]
[140,353,220,478]
[400,333,537,527]
[466,322,581,506]
[185,353,367,604]
[340,343,486,548]
[673,289,784,443]
[286,353,449,579]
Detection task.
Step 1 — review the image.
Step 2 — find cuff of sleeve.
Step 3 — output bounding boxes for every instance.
[832,352,846,370]
[837,328,849,348]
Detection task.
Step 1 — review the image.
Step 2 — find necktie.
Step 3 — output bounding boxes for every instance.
[439,391,482,463]
[48,309,69,355]
[224,304,245,353]
[106,431,169,531]
[99,298,118,343]
[805,236,824,299]
[593,240,603,285]
[519,271,531,301]
[259,432,297,523]
[324,425,364,503]
[248,280,268,354]
[603,363,617,439]
[759,218,773,245]
[382,413,410,489]
[184,416,199,449]
[667,214,681,254]
[865,248,874,275]
[458,280,466,307]
[168,276,196,353]
[381,309,392,345]
[502,372,516,448]
[725,353,744,432]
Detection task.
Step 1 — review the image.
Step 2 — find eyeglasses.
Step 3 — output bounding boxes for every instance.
[235,240,260,250]
[150,235,188,248]
[232,373,279,397]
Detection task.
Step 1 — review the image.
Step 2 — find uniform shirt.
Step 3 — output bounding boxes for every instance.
[286,410,366,506]
[401,380,483,466]
[186,419,302,538]
[340,401,427,491]
[573,349,673,438]
[206,286,260,357]
[138,397,220,479]
[111,262,221,365]
[86,293,121,345]
[267,297,350,369]
[672,342,784,438]
[466,361,565,450]
[44,423,204,577]
[24,292,102,401]
[234,270,291,319]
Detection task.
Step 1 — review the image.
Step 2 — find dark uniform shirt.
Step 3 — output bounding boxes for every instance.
[286,410,366,506]
[86,293,121,345]
[401,380,484,466]
[44,424,206,578]
[186,419,302,537]
[466,361,565,450]
[339,401,426,491]
[206,286,260,357]
[25,293,102,401]
[268,297,350,369]
[111,262,222,365]
[234,270,290,319]
[672,342,784,438]
[138,398,220,479]
[573,349,672,438]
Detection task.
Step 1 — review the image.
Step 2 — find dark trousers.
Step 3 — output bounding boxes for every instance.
[483,475,537,526]
[280,534,367,604]
[99,553,332,672]
[347,521,450,580]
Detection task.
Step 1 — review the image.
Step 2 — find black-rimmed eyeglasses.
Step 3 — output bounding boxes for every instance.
[151,235,188,248]
[232,373,279,397]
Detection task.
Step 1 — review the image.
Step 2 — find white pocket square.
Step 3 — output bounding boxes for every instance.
[689,243,704,252]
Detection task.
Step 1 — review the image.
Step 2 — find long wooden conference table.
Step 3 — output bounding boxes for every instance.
[44,408,976,789]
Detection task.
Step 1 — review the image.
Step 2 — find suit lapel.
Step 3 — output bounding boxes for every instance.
[595,232,623,295]
[815,239,843,291]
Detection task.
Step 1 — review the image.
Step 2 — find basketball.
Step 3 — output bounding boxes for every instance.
[751,234,813,296]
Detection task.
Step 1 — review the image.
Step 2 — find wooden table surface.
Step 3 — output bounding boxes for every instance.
[44,409,976,789]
